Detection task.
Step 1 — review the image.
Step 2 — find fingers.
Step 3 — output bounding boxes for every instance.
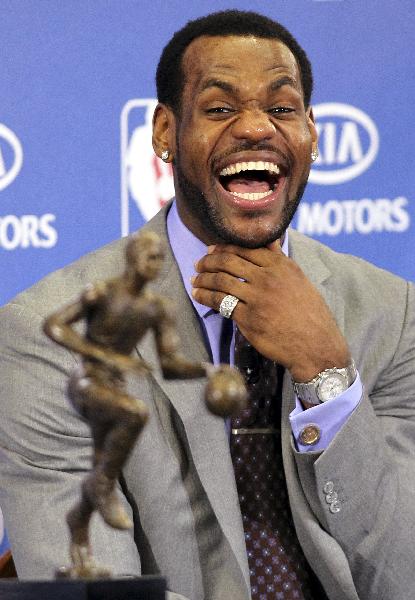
[192,286,244,319]
[191,242,290,326]
[192,243,285,316]
[192,254,249,317]
[195,252,254,282]
[191,271,249,302]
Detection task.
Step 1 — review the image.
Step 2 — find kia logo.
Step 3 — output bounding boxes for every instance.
[309,103,379,185]
[0,124,23,191]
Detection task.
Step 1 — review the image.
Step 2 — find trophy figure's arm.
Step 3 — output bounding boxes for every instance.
[153,298,247,418]
[154,298,207,380]
[43,296,94,354]
[43,287,151,375]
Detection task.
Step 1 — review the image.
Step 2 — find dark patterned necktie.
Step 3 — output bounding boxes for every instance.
[230,328,323,600]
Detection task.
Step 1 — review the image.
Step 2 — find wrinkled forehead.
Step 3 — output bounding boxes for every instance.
[181,35,299,91]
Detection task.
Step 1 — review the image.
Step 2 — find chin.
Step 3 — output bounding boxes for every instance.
[175,161,303,247]
[209,215,285,248]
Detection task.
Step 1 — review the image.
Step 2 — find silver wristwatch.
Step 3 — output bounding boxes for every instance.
[293,360,357,405]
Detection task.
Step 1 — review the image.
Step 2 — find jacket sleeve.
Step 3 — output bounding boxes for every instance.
[293,280,415,600]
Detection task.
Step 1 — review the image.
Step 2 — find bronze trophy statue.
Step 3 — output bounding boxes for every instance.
[43,230,246,579]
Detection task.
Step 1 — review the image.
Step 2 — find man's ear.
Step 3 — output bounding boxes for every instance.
[306,106,318,150]
[152,103,176,162]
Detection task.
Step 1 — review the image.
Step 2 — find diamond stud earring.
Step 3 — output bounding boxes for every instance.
[161,150,170,162]
[311,148,319,162]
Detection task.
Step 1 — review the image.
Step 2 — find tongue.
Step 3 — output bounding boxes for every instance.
[226,177,270,194]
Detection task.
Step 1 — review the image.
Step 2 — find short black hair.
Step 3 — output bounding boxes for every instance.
[156,10,313,114]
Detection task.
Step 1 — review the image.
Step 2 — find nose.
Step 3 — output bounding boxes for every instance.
[231,109,276,143]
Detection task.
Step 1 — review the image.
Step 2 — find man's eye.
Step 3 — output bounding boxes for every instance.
[268,106,295,115]
[206,107,234,114]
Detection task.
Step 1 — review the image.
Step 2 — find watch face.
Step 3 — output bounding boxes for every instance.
[318,372,348,402]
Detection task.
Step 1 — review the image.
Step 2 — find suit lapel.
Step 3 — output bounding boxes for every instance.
[280,228,347,442]
[279,230,355,597]
[289,229,345,334]
[136,207,250,591]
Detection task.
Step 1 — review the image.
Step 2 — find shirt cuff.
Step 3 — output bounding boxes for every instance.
[289,373,363,452]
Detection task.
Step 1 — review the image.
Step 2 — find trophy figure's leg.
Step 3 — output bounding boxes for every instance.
[55,489,112,578]
[57,374,148,578]
[84,385,149,529]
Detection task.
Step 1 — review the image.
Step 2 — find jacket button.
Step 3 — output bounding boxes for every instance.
[323,481,334,494]
[329,500,342,514]
[325,491,338,504]
[299,424,321,445]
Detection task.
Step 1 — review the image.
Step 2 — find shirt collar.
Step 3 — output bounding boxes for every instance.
[166,200,289,319]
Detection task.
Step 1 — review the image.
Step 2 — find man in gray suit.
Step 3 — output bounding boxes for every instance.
[0,10,414,600]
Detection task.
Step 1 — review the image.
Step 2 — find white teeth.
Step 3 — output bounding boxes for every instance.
[219,161,280,177]
[231,190,273,200]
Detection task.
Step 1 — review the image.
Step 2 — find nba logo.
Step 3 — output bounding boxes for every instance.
[120,99,174,236]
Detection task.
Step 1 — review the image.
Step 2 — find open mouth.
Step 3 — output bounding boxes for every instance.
[218,161,281,201]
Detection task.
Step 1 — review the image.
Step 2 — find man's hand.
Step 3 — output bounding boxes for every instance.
[191,243,350,382]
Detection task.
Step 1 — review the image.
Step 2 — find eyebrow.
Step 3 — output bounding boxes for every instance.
[269,75,298,92]
[200,75,298,96]
[200,79,235,94]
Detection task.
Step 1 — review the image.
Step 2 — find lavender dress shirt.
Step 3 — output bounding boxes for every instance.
[166,200,362,452]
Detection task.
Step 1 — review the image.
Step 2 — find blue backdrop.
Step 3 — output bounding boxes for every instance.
[0,0,414,551]
[1,0,414,310]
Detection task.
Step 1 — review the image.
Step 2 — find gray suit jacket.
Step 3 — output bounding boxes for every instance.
[0,205,414,600]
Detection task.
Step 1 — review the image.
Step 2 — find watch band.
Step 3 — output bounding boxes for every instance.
[293,360,357,405]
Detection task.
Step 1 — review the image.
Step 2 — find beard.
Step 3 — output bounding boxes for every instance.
[174,158,308,249]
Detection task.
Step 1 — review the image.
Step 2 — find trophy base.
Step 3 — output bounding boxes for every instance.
[0,576,166,599]
[55,563,112,579]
